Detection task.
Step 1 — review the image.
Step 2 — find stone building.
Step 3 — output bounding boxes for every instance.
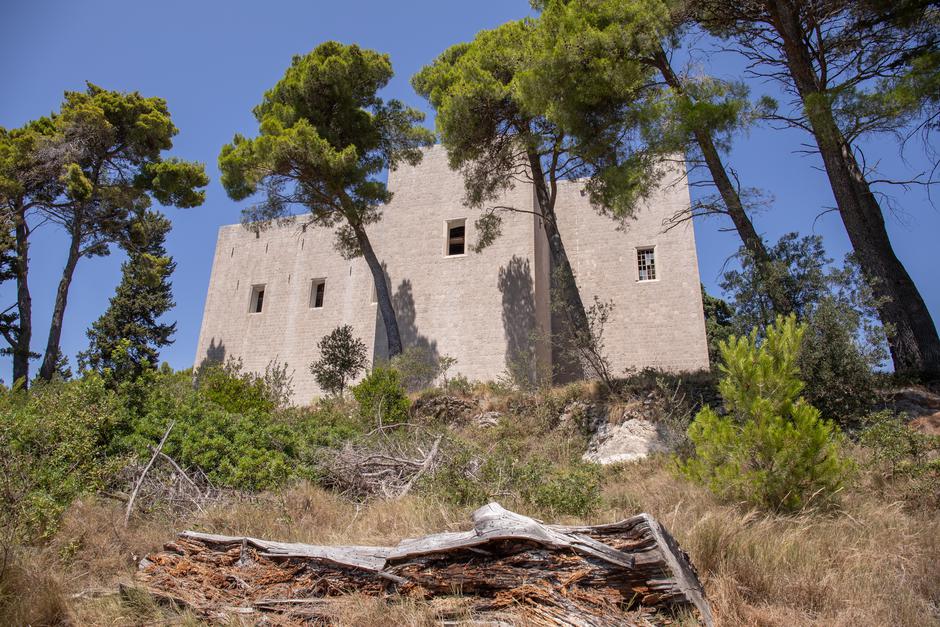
[194,146,709,403]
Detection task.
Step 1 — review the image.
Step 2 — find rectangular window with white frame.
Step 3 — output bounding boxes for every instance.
[445,218,466,256]
[310,278,326,309]
[249,284,266,313]
[637,247,657,281]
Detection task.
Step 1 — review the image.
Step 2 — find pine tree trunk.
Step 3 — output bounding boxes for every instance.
[769,0,940,374]
[354,223,403,359]
[650,45,793,315]
[12,208,32,387]
[38,229,81,381]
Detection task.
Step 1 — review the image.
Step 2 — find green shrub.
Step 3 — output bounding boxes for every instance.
[859,410,940,507]
[431,439,600,516]
[681,315,852,512]
[122,369,300,490]
[351,366,410,425]
[518,459,601,516]
[309,325,368,396]
[390,346,456,393]
[194,358,277,414]
[443,373,473,396]
[123,367,369,491]
[0,376,127,543]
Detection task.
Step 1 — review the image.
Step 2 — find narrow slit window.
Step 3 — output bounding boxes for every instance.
[310,279,326,309]
[637,247,656,281]
[250,285,266,313]
[446,219,466,256]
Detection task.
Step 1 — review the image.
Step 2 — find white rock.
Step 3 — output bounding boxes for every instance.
[582,418,669,465]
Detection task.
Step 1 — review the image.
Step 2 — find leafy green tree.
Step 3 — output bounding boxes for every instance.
[532,0,792,316]
[32,84,207,381]
[694,0,940,374]
[219,42,434,358]
[0,119,58,385]
[720,233,829,334]
[721,234,889,423]
[77,211,176,383]
[413,18,657,377]
[310,325,368,396]
[681,315,852,511]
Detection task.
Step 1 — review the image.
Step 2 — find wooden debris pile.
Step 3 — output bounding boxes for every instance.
[319,431,443,499]
[135,503,713,626]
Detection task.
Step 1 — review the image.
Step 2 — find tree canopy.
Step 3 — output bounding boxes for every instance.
[34,84,207,381]
[219,42,434,357]
[78,211,177,383]
[413,16,661,375]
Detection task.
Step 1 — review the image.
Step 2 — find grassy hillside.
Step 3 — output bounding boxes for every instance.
[1,361,938,625]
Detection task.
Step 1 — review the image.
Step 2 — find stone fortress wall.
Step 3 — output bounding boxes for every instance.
[194,145,709,404]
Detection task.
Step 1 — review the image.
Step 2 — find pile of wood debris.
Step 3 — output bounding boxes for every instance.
[134,503,713,626]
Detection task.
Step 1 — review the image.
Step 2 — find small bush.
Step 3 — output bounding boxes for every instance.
[0,376,127,544]
[681,315,852,512]
[518,460,601,516]
[390,346,456,393]
[443,373,473,396]
[310,325,368,396]
[351,366,411,426]
[431,439,600,516]
[859,410,940,507]
[194,358,278,414]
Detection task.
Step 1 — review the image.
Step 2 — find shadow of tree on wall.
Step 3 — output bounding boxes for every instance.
[498,256,538,387]
[394,279,438,356]
[198,338,227,371]
[372,263,391,363]
[373,276,441,368]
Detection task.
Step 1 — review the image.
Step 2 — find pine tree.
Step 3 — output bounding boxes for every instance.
[681,315,852,512]
[77,211,176,382]
[219,42,434,359]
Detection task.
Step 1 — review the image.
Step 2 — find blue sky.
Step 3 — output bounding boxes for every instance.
[1,0,938,377]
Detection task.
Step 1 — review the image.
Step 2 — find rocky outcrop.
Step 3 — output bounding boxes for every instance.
[886,387,940,435]
[583,418,670,465]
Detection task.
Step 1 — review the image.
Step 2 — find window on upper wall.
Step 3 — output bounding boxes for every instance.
[249,284,266,313]
[310,279,326,309]
[637,247,657,281]
[445,218,466,256]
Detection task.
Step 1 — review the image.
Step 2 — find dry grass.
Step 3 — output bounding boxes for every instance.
[5,460,938,626]
[3,377,939,626]
[599,459,940,626]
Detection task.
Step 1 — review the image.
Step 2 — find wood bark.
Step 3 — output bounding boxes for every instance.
[354,222,403,359]
[135,502,713,626]
[650,45,793,316]
[12,208,32,386]
[767,0,940,374]
[38,226,82,381]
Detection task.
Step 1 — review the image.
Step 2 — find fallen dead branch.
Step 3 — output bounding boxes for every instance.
[116,449,249,522]
[136,502,713,626]
[124,421,175,527]
[320,431,445,499]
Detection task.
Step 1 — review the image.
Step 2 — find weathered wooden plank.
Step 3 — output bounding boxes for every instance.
[138,502,713,626]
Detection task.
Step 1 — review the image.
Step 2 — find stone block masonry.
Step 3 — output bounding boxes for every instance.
[194,145,709,404]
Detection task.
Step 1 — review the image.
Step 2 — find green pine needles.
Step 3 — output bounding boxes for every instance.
[681,315,852,512]
[77,212,177,384]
